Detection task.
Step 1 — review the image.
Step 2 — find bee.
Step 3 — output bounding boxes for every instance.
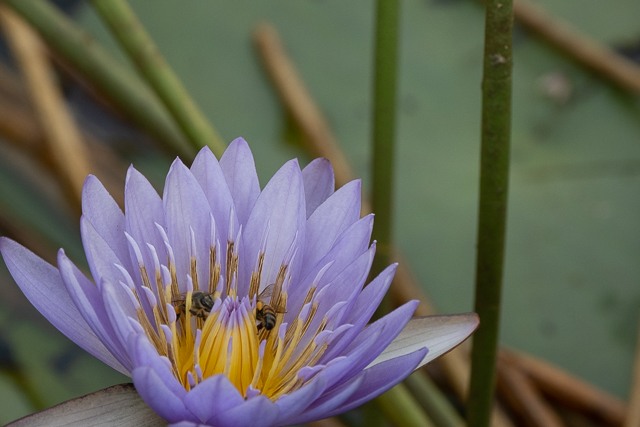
[255,284,286,331]
[173,290,215,320]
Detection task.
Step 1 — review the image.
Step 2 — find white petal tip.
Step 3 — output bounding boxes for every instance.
[368,313,479,370]
[6,384,164,427]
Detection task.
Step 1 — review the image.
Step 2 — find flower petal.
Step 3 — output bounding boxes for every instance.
[367,313,479,370]
[58,250,132,373]
[183,374,244,423]
[6,384,164,427]
[287,215,373,320]
[301,158,335,218]
[80,216,131,293]
[190,146,239,260]
[327,300,420,385]
[124,166,166,281]
[296,244,375,352]
[0,238,127,375]
[133,367,195,423]
[168,423,207,427]
[81,175,132,272]
[275,375,326,423]
[206,395,279,427]
[129,333,187,400]
[302,180,361,275]
[241,159,306,295]
[344,264,397,326]
[163,158,213,291]
[284,373,364,424]
[101,280,139,351]
[322,348,428,418]
[314,323,386,391]
[315,300,418,393]
[219,137,260,226]
[319,263,397,361]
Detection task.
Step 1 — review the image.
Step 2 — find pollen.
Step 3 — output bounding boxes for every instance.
[126,225,329,400]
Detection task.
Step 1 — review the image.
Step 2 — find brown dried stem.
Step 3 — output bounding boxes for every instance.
[0,49,126,208]
[497,358,565,427]
[253,23,355,189]
[514,0,640,95]
[501,349,626,426]
[0,6,91,213]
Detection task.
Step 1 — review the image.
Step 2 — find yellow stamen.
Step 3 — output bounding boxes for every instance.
[136,253,333,401]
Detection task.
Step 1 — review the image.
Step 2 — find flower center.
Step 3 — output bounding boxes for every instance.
[122,228,329,400]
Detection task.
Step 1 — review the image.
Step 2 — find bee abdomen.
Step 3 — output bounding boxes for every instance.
[189,307,209,319]
[263,307,277,331]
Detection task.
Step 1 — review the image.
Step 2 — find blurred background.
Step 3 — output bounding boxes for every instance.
[0,0,639,425]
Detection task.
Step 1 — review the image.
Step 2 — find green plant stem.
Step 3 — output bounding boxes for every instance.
[3,0,193,159]
[467,0,514,426]
[5,367,46,411]
[362,400,386,427]
[376,384,436,427]
[370,0,400,317]
[91,0,226,157]
[404,371,465,427]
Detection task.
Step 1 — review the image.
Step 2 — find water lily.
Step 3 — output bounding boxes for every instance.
[1,138,478,426]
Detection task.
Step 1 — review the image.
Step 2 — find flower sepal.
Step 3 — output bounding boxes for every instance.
[5,384,164,427]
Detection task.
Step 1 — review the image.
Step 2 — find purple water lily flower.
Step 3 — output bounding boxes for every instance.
[1,138,478,426]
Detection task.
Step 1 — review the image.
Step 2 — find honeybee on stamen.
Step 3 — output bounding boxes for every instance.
[255,284,286,331]
[173,290,215,320]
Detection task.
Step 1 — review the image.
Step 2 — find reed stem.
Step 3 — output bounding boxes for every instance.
[92,0,226,156]
[467,0,514,425]
[377,384,436,427]
[370,0,400,315]
[3,0,193,159]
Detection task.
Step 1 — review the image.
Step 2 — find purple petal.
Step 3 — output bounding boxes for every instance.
[294,245,375,354]
[324,300,420,386]
[81,175,132,272]
[163,159,213,291]
[322,348,428,418]
[169,423,207,427]
[206,395,279,427]
[0,238,128,375]
[275,375,326,423]
[80,216,131,292]
[241,159,306,296]
[344,264,396,324]
[58,250,132,373]
[129,333,187,399]
[302,180,361,275]
[284,373,364,424]
[219,137,260,226]
[190,146,239,263]
[101,281,139,352]
[313,324,386,391]
[368,313,479,370]
[132,366,195,423]
[301,158,335,218]
[124,166,166,282]
[183,374,244,422]
[168,423,199,427]
[287,215,373,320]
[320,264,397,361]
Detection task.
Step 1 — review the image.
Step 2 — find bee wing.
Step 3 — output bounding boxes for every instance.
[274,305,287,314]
[171,292,190,303]
[258,284,275,300]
